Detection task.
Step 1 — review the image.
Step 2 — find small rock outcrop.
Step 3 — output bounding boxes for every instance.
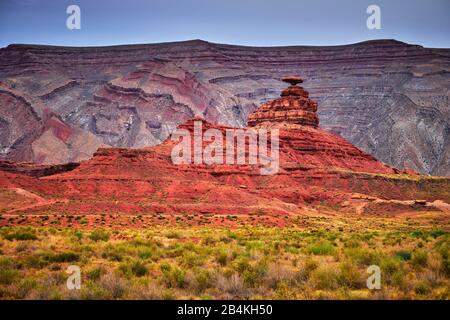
[247,76,394,173]
[0,160,79,177]
[248,76,319,128]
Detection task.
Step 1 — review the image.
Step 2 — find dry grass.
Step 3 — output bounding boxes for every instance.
[0,224,448,300]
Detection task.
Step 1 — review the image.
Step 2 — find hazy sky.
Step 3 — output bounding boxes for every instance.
[0,0,449,48]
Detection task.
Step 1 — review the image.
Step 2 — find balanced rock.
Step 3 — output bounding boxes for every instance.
[247,76,319,128]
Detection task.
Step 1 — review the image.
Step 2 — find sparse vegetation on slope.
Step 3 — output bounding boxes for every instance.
[0,224,448,300]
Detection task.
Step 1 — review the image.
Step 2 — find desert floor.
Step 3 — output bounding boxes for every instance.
[0,210,448,299]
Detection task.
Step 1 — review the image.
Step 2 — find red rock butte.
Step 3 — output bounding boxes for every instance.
[247,76,319,128]
[0,76,449,226]
[247,76,392,173]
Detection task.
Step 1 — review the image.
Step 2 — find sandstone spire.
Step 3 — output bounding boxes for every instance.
[247,76,319,128]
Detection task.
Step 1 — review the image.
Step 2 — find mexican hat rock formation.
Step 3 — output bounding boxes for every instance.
[0,76,449,227]
[248,76,395,173]
[248,76,319,128]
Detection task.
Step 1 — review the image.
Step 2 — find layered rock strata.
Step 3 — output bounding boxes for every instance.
[248,76,319,128]
[0,39,449,175]
[1,79,449,221]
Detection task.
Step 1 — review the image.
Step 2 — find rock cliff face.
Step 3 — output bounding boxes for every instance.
[0,39,449,175]
[248,76,319,128]
[1,80,449,223]
[0,161,79,177]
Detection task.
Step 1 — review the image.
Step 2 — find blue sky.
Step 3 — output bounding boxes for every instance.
[0,0,449,48]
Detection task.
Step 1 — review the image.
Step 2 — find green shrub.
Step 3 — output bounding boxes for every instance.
[0,256,19,284]
[162,290,176,300]
[228,233,239,240]
[275,280,297,300]
[170,268,186,288]
[89,230,109,242]
[192,270,212,293]
[414,281,431,295]
[243,262,267,287]
[435,239,449,259]
[379,256,407,287]
[160,262,171,273]
[381,257,403,275]
[161,264,186,288]
[119,260,148,277]
[181,252,204,267]
[165,230,181,239]
[411,250,428,268]
[394,250,411,261]
[443,257,450,276]
[429,229,446,238]
[307,241,336,255]
[345,248,380,266]
[138,249,153,260]
[216,250,228,266]
[410,230,426,239]
[344,239,360,248]
[233,256,251,273]
[165,244,185,258]
[46,251,79,263]
[311,267,340,290]
[338,262,361,288]
[87,267,106,280]
[0,269,18,285]
[297,258,318,281]
[4,231,37,241]
[0,253,13,265]
[411,229,447,240]
[101,246,124,261]
[391,270,406,288]
[434,238,449,275]
[130,261,148,277]
[23,254,49,268]
[16,278,38,298]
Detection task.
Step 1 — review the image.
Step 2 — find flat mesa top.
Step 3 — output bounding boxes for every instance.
[282,76,304,86]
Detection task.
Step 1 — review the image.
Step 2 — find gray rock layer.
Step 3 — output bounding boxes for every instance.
[0,39,449,175]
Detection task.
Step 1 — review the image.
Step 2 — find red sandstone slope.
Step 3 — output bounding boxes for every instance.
[1,78,449,222]
[1,125,448,220]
